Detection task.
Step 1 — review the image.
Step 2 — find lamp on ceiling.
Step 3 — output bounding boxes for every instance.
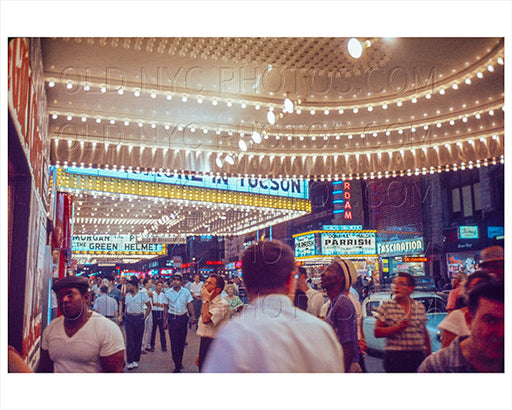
[347,38,364,59]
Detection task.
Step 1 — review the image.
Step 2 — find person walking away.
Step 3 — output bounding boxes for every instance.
[93,286,119,324]
[105,278,123,319]
[196,274,230,371]
[124,278,151,370]
[37,276,124,372]
[163,274,194,372]
[374,272,431,372]
[203,240,344,372]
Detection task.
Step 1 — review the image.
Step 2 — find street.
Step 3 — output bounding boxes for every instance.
[120,322,385,373]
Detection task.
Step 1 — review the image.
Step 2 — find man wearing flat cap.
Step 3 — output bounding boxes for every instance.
[37,275,125,372]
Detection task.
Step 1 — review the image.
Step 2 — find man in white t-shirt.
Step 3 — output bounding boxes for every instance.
[38,276,125,373]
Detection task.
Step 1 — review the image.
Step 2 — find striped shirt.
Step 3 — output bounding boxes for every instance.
[418,336,477,372]
[375,298,428,351]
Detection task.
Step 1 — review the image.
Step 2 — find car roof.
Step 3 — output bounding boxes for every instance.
[366,291,441,301]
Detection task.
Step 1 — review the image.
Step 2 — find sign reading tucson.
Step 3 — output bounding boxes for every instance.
[65,168,309,199]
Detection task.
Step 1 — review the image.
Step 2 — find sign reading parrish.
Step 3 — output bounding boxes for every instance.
[321,232,376,256]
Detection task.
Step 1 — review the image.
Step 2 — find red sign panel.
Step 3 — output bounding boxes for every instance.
[404,256,428,263]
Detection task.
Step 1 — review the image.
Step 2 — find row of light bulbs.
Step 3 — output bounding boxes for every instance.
[52,125,502,165]
[53,151,504,182]
[49,101,503,144]
[45,51,503,115]
[60,186,305,236]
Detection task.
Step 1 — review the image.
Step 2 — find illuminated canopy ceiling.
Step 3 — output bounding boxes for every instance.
[43,37,504,179]
[40,37,504,261]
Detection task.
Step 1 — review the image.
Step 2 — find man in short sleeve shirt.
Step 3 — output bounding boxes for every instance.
[374,272,431,372]
[163,274,194,372]
[124,278,152,369]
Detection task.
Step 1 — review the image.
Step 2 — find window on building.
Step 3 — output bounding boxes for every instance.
[448,169,481,219]
[473,182,481,211]
[451,188,461,213]
[462,185,473,217]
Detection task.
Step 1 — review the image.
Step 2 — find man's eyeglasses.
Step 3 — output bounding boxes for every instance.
[392,282,410,287]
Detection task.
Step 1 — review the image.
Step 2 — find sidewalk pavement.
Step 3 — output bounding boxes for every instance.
[120,321,201,373]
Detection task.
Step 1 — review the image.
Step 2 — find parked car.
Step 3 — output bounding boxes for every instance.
[362,291,447,356]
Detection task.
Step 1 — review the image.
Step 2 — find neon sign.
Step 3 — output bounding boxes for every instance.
[333,181,354,220]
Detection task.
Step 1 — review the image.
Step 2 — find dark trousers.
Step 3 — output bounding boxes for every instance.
[125,315,145,363]
[198,337,214,372]
[167,314,188,370]
[192,298,202,321]
[384,350,426,373]
[151,310,166,350]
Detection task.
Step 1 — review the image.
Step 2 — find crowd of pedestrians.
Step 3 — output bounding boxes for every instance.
[8,243,503,374]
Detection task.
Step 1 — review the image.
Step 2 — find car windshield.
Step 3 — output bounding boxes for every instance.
[414,296,446,313]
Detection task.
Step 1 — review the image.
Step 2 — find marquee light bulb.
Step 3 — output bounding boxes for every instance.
[267,110,276,125]
[284,98,294,113]
[251,131,262,144]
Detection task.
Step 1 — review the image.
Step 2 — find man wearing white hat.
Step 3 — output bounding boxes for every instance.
[321,257,361,372]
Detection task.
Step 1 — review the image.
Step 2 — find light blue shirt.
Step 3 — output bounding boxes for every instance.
[125,291,150,314]
[164,287,193,315]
